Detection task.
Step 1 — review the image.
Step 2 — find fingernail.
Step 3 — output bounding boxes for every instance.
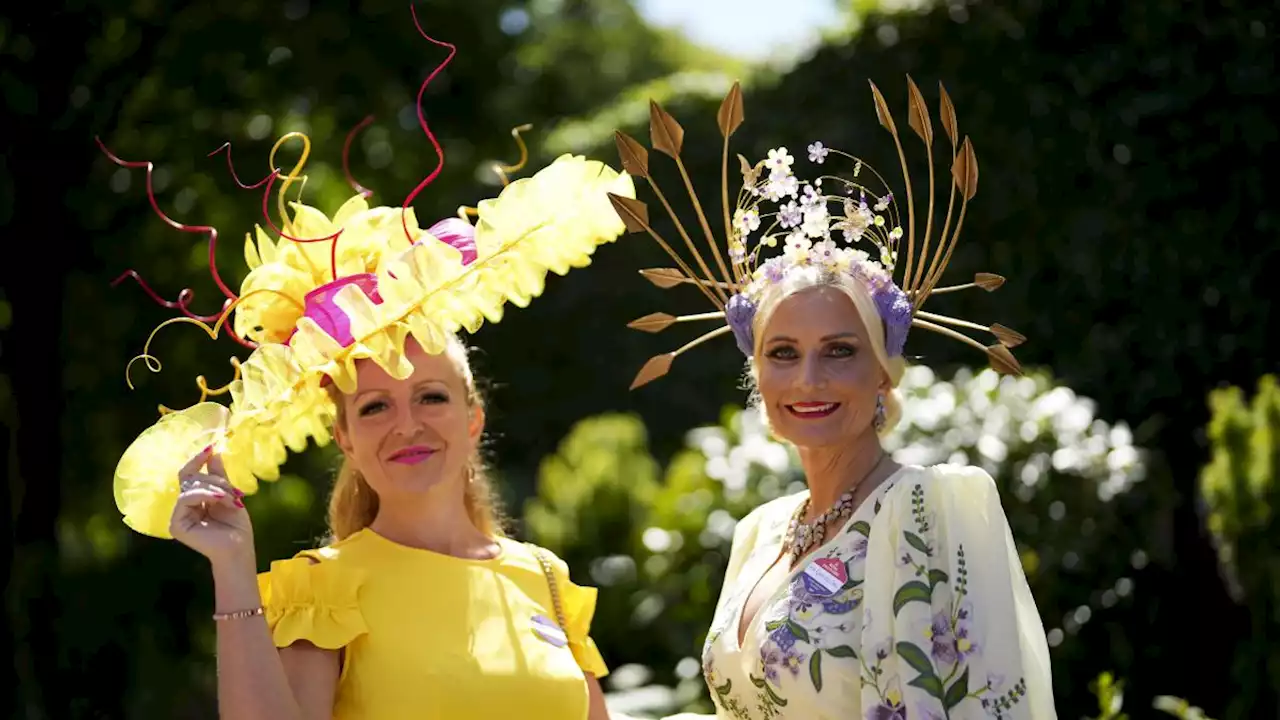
[233,498,245,508]
[203,445,213,454]
[232,488,244,498]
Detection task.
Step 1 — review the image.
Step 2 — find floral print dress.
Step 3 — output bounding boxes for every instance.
[700,464,1056,720]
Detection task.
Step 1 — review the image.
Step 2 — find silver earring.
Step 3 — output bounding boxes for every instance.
[873,394,886,431]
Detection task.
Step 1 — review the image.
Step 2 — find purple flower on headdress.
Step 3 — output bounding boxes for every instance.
[726,293,757,357]
[876,283,911,357]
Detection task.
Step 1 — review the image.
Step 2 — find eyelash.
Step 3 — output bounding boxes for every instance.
[357,391,449,416]
[765,343,857,360]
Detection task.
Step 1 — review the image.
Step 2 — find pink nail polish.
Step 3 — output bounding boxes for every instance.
[233,498,245,508]
[232,488,245,498]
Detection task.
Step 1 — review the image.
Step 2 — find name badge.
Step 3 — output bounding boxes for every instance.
[800,557,848,598]
[531,614,568,648]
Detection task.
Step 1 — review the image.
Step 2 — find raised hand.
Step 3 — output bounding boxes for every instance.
[170,446,255,569]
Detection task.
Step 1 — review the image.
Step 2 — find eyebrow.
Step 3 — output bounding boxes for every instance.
[352,379,448,403]
[765,332,861,344]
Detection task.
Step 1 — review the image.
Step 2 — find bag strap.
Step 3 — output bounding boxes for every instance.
[528,544,568,632]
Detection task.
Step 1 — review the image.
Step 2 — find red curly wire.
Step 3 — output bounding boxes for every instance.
[207,142,278,189]
[96,137,257,349]
[401,4,456,246]
[342,115,377,199]
[257,171,345,283]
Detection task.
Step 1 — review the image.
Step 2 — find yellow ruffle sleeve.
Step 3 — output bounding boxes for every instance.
[543,551,609,678]
[257,555,370,650]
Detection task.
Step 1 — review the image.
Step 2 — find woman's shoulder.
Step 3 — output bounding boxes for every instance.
[882,463,997,501]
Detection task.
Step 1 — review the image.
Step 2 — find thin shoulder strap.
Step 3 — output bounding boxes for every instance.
[528,544,568,631]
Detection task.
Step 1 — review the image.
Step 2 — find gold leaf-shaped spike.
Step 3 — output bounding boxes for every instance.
[990,324,1027,348]
[649,101,685,158]
[628,312,676,333]
[867,80,898,136]
[938,82,959,148]
[640,268,687,289]
[951,138,979,200]
[630,353,675,390]
[975,272,1005,291]
[717,81,745,137]
[608,193,650,233]
[614,131,650,179]
[986,344,1022,375]
[906,75,932,146]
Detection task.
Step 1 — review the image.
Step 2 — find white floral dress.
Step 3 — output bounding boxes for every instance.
[700,464,1057,720]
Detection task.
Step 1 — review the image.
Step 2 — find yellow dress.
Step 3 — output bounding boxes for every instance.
[257,528,608,719]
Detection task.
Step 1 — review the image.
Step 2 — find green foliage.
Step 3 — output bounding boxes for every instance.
[527,367,1158,717]
[1199,375,1280,717]
[1087,672,1129,720]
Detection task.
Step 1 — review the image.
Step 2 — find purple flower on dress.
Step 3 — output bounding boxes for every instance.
[931,611,959,665]
[769,623,798,652]
[866,699,908,720]
[850,535,869,560]
[725,293,757,356]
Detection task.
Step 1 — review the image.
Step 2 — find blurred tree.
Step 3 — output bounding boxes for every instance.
[1200,375,1280,718]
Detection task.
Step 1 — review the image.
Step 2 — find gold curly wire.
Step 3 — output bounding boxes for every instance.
[457,124,535,219]
[157,357,244,415]
[264,132,326,280]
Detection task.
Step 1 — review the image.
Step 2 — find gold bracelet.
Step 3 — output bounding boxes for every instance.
[212,606,265,621]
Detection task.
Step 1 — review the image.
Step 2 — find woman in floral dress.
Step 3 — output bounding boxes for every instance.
[609,79,1057,719]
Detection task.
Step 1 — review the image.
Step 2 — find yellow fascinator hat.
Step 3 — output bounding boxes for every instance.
[103,32,634,538]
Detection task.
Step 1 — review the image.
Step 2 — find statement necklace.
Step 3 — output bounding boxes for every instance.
[785,452,888,565]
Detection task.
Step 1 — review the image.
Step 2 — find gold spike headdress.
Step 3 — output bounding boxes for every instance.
[609,78,1024,389]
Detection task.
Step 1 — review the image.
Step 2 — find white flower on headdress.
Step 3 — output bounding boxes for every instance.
[766,147,794,171]
[778,201,802,229]
[733,208,761,236]
[764,172,799,201]
[880,244,897,268]
[800,184,823,210]
[811,239,839,267]
[874,192,893,212]
[853,160,863,177]
[784,231,811,263]
[808,141,829,164]
[729,240,746,261]
[889,226,903,242]
[802,205,830,239]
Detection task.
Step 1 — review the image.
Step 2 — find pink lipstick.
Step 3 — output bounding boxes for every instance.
[388,446,435,465]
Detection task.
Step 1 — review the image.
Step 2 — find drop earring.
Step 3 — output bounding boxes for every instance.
[873,393,886,431]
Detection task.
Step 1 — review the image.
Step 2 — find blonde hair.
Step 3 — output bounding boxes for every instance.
[325,335,505,541]
[746,265,905,435]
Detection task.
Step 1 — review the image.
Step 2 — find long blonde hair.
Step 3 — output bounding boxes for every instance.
[325,336,505,541]
[746,265,906,435]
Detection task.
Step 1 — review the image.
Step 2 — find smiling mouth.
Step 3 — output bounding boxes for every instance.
[388,447,436,465]
[786,402,841,419]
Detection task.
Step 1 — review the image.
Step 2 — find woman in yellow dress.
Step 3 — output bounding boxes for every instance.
[105,68,636,715]
[609,79,1056,718]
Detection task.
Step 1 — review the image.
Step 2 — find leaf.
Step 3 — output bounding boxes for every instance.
[826,645,858,659]
[990,323,1027,348]
[639,268,687,289]
[938,81,959,148]
[906,75,932,146]
[649,101,685,158]
[896,642,941,694]
[627,312,676,333]
[905,531,931,556]
[629,353,674,390]
[613,131,650,178]
[928,569,949,590]
[951,137,979,200]
[975,272,1005,291]
[945,666,971,710]
[717,81,745,137]
[750,674,767,689]
[762,683,788,706]
[909,671,946,700]
[786,620,811,644]
[867,80,898,136]
[986,343,1022,376]
[764,619,786,632]
[809,650,823,692]
[893,580,932,615]
[847,520,871,537]
[608,193,650,233]
[738,153,760,185]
